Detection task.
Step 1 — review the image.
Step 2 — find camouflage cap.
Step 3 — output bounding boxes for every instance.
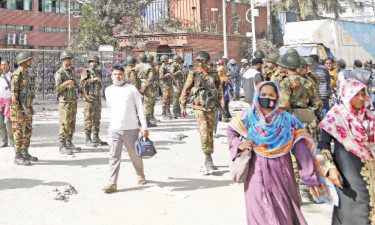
[16,51,33,65]
[195,51,211,61]
[88,55,100,64]
[160,55,169,62]
[265,53,280,63]
[126,55,137,66]
[60,51,74,60]
[304,57,315,66]
[138,53,147,63]
[147,55,155,62]
[254,50,265,59]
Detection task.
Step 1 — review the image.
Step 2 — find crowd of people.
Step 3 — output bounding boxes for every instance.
[1,49,375,225]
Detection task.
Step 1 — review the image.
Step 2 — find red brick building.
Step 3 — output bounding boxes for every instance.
[0,0,81,49]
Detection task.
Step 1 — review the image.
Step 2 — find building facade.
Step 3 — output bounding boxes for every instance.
[0,0,81,49]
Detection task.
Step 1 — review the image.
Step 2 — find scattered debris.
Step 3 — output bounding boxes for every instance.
[53,185,78,202]
[169,134,188,142]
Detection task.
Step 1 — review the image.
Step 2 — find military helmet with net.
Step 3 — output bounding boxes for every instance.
[16,52,33,65]
[300,57,308,68]
[126,55,137,66]
[286,48,299,57]
[304,57,315,66]
[138,53,147,63]
[254,50,265,59]
[60,51,74,60]
[160,55,169,62]
[265,53,280,63]
[147,55,155,62]
[88,55,100,64]
[195,51,211,61]
[172,55,181,62]
[279,53,302,69]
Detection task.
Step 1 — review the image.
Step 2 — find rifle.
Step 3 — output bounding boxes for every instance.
[19,96,31,120]
[195,70,228,118]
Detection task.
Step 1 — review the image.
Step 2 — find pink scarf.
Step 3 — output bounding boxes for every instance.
[0,98,11,119]
[319,78,375,160]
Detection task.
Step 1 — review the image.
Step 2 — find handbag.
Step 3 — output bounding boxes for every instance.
[135,136,157,159]
[229,111,252,183]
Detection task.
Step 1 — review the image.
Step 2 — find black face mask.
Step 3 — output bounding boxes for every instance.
[258,97,276,109]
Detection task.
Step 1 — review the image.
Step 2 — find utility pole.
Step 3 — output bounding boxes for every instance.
[68,0,71,49]
[222,0,228,59]
[267,0,273,41]
[251,0,256,54]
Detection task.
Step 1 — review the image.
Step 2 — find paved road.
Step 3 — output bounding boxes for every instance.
[0,99,333,225]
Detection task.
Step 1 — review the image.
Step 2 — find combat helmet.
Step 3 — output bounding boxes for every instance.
[195,51,211,61]
[300,57,308,68]
[147,55,155,62]
[286,48,299,56]
[138,53,147,63]
[265,53,280,64]
[60,51,73,60]
[172,55,181,62]
[304,57,315,66]
[160,55,169,62]
[254,50,265,59]
[16,52,33,65]
[279,53,301,69]
[126,55,137,66]
[88,55,100,64]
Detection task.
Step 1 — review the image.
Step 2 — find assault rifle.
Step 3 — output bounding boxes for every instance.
[19,97,31,120]
[196,70,228,118]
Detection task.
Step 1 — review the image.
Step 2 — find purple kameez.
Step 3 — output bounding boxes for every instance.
[227,126,320,225]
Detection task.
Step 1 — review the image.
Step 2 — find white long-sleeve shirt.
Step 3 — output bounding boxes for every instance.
[0,71,12,99]
[105,83,148,131]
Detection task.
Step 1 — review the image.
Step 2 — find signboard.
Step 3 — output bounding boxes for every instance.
[184,52,193,66]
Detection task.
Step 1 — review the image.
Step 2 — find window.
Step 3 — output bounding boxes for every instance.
[16,25,23,30]
[45,27,52,32]
[23,0,32,10]
[60,28,67,32]
[24,26,33,31]
[38,27,45,32]
[0,25,6,30]
[59,1,66,13]
[6,25,16,30]
[7,0,16,9]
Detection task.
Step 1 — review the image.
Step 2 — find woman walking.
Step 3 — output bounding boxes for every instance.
[319,78,375,225]
[227,81,337,225]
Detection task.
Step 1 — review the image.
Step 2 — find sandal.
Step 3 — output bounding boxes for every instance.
[103,184,117,193]
[138,176,146,186]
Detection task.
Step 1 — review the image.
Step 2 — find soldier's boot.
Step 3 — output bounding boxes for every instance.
[14,152,31,166]
[67,140,81,151]
[172,108,178,119]
[85,133,97,147]
[176,106,182,118]
[60,141,73,155]
[92,134,108,146]
[166,109,173,120]
[22,149,38,162]
[146,117,157,127]
[204,152,218,170]
[151,108,160,123]
[162,110,168,119]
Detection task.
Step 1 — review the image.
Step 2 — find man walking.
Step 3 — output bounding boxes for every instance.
[55,51,80,155]
[103,66,148,193]
[242,58,263,106]
[180,51,223,171]
[0,59,13,148]
[227,59,240,100]
[11,52,37,165]
[80,55,107,147]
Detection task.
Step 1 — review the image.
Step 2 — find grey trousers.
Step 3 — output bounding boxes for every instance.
[108,129,144,185]
[0,107,13,146]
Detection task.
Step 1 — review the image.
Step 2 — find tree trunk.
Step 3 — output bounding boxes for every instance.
[312,0,318,20]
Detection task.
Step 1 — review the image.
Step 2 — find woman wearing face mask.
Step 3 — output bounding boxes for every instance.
[227,81,338,225]
[319,78,375,225]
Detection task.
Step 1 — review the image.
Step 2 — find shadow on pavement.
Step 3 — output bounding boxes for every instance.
[36,158,129,167]
[0,178,70,190]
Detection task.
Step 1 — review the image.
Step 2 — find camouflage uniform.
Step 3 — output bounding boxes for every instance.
[135,62,154,118]
[150,66,158,119]
[262,65,272,81]
[159,63,173,117]
[124,66,140,89]
[55,67,78,143]
[80,67,103,138]
[11,69,34,154]
[170,61,184,117]
[180,69,223,154]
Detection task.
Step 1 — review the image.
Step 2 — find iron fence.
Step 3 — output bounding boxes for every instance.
[0,49,127,99]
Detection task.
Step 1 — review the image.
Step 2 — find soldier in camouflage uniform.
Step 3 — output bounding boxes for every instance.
[11,52,37,165]
[135,53,156,127]
[170,55,184,118]
[159,55,173,120]
[180,51,223,171]
[124,56,139,89]
[305,57,321,92]
[264,53,280,82]
[80,55,107,147]
[55,51,81,155]
[146,55,160,124]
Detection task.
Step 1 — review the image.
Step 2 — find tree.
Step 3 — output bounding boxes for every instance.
[71,0,147,50]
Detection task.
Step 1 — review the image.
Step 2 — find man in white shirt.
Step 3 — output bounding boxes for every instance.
[103,66,149,193]
[0,59,13,147]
